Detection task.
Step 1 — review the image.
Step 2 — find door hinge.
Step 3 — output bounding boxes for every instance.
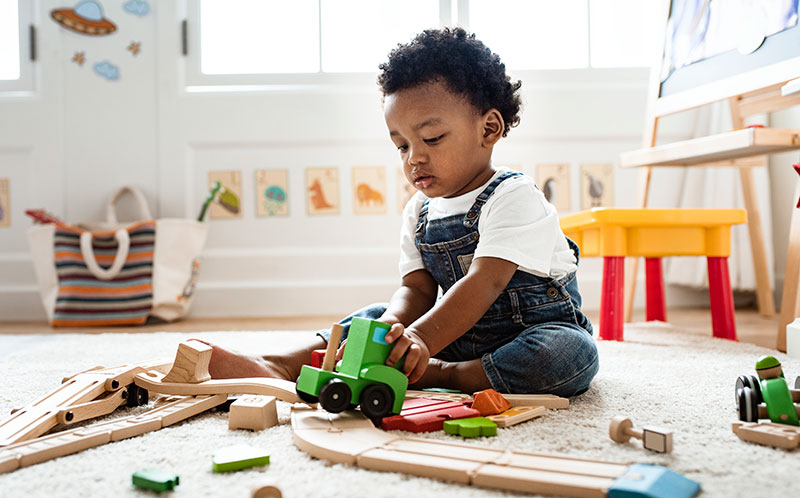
[29,24,36,61]
[181,19,188,56]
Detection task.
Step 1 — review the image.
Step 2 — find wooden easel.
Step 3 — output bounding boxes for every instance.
[621,2,800,351]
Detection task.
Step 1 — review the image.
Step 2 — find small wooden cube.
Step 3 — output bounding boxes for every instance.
[642,426,673,453]
[228,395,278,431]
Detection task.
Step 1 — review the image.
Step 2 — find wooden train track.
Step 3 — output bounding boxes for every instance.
[291,405,700,498]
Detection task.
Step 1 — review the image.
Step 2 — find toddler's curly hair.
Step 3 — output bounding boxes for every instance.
[378,27,522,137]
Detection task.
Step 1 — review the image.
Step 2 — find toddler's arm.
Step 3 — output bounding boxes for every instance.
[385,256,518,382]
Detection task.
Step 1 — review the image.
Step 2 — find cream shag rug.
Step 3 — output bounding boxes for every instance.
[0,323,797,498]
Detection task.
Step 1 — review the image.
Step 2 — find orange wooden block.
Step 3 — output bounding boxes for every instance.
[471,389,511,416]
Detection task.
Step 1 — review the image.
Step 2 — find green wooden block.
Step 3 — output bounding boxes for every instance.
[212,444,270,473]
[131,469,179,492]
[443,417,497,438]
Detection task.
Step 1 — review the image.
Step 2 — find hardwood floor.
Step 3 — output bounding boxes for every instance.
[0,307,781,350]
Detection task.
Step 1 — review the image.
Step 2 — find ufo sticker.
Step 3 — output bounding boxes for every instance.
[51,1,117,36]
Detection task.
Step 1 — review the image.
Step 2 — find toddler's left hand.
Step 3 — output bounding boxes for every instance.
[384,323,430,384]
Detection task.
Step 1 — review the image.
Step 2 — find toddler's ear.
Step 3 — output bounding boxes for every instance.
[481,109,504,147]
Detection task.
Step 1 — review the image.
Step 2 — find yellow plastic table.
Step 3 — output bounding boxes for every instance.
[560,208,747,342]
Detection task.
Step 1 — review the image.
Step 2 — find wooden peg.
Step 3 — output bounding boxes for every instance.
[609,416,673,453]
[161,340,212,384]
[321,324,344,372]
[251,481,283,498]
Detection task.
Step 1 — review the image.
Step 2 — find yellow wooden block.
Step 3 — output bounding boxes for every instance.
[559,208,747,257]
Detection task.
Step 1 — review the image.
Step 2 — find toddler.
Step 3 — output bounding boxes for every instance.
[205,27,598,397]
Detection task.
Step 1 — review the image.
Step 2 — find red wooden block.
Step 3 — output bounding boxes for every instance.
[310,349,326,369]
[471,389,512,416]
[381,398,480,433]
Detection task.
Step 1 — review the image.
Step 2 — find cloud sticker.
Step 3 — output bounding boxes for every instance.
[93,61,120,81]
[123,0,150,16]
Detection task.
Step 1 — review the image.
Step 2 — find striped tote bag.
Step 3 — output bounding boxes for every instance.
[27,187,208,326]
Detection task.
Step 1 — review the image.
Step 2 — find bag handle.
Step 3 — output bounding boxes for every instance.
[106,186,153,223]
[80,229,130,281]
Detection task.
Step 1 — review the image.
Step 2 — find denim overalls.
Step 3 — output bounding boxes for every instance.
[321,171,599,397]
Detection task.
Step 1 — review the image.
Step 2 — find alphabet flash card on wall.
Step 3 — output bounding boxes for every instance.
[397,167,415,214]
[0,178,9,227]
[255,169,289,217]
[208,170,242,219]
[306,167,339,216]
[352,166,387,215]
[580,163,614,210]
[536,163,571,213]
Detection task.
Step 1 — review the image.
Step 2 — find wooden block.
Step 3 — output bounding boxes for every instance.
[310,349,326,369]
[212,444,270,473]
[405,390,472,403]
[471,389,512,416]
[642,427,673,453]
[229,395,278,431]
[381,398,480,433]
[487,406,546,428]
[162,340,212,384]
[502,394,569,410]
[443,417,497,438]
[132,469,180,492]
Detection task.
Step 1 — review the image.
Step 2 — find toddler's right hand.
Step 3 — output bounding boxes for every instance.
[384,323,430,384]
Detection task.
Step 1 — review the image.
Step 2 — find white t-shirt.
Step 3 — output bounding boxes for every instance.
[399,167,577,279]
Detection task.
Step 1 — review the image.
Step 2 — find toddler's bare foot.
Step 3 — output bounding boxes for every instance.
[199,341,293,381]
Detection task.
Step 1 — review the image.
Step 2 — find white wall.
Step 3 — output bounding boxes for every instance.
[0,1,796,321]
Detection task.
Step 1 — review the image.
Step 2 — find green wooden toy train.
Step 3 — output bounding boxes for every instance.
[295,318,408,418]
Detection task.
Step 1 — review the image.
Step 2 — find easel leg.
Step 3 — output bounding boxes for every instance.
[778,183,800,352]
[625,166,653,322]
[738,165,776,317]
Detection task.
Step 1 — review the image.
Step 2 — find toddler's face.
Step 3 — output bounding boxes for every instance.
[384,80,495,198]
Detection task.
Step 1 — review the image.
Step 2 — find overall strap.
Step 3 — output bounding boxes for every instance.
[462,171,522,228]
[415,198,430,235]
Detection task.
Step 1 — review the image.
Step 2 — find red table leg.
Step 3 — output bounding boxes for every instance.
[600,256,625,341]
[707,256,737,341]
[645,257,667,322]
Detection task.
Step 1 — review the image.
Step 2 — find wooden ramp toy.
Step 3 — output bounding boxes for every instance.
[487,406,546,428]
[134,370,302,404]
[381,398,480,433]
[0,394,226,475]
[291,406,700,498]
[0,360,171,447]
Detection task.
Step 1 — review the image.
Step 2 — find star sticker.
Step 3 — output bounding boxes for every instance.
[72,52,85,65]
[127,41,141,56]
[794,163,800,208]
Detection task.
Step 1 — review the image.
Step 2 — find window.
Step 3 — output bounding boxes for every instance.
[187,0,660,87]
[0,0,34,93]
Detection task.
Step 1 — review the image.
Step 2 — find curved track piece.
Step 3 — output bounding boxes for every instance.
[135,371,301,404]
[291,406,699,498]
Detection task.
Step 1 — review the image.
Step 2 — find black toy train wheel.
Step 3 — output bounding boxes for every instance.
[359,383,394,419]
[319,379,352,413]
[735,375,762,405]
[296,388,319,404]
[125,383,149,407]
[737,386,759,422]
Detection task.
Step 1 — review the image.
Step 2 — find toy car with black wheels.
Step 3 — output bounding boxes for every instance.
[735,356,800,425]
[296,317,408,419]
